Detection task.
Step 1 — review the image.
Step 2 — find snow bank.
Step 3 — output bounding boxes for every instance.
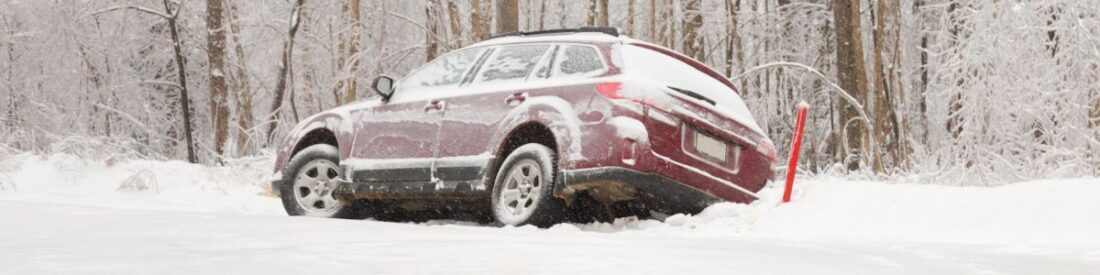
[571,176,1100,248]
[2,153,1097,248]
[0,153,283,215]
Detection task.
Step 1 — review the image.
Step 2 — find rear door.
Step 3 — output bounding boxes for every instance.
[434,44,553,186]
[347,48,487,184]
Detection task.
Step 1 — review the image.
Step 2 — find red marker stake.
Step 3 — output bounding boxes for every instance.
[783,102,809,203]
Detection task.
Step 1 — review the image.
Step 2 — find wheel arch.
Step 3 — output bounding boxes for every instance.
[486,122,560,190]
[273,112,355,175]
[290,128,340,159]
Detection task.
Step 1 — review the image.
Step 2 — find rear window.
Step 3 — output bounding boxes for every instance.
[621,44,761,134]
[554,45,605,78]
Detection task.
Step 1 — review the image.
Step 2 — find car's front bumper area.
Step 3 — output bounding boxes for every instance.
[269,172,287,197]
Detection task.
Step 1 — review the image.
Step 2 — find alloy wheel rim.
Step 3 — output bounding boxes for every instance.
[292,159,342,215]
[498,159,543,219]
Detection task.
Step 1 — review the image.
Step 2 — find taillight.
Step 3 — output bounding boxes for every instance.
[597,81,674,118]
[594,82,622,99]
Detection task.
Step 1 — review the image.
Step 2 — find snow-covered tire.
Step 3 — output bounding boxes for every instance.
[491,144,565,227]
[279,144,361,219]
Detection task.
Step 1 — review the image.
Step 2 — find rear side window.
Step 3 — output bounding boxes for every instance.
[554,45,605,78]
[401,48,487,89]
[476,44,550,84]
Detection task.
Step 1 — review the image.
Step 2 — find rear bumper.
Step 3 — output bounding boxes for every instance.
[557,167,723,214]
[562,119,769,208]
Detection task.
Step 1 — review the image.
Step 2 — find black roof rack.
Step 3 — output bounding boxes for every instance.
[488,27,623,40]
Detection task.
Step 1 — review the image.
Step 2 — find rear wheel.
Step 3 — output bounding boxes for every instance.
[279,144,361,218]
[491,144,564,227]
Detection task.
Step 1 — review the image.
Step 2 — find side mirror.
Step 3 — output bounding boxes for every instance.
[372,75,396,101]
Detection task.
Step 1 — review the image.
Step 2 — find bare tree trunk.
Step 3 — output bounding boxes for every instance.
[887,0,906,166]
[266,0,306,145]
[496,0,519,34]
[426,0,442,60]
[76,43,107,135]
[344,0,361,103]
[206,0,230,160]
[3,36,16,134]
[658,0,673,48]
[1093,86,1100,171]
[1093,69,1100,131]
[626,0,635,34]
[374,1,388,77]
[446,0,464,46]
[724,0,742,77]
[815,11,834,171]
[470,0,487,41]
[916,0,929,144]
[945,2,964,139]
[538,0,548,30]
[870,0,889,172]
[226,0,254,156]
[331,2,348,105]
[298,4,318,114]
[648,0,657,42]
[831,0,869,171]
[597,0,609,27]
[162,0,198,163]
[587,0,597,26]
[681,0,704,61]
[1091,70,1100,170]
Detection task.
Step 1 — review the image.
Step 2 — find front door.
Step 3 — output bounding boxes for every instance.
[347,48,489,184]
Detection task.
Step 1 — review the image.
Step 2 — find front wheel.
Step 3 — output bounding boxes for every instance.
[491,144,565,227]
[279,144,361,218]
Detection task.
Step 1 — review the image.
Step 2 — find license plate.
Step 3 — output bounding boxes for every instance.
[694,131,727,162]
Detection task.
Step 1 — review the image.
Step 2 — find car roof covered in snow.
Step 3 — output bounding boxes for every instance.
[466,28,630,48]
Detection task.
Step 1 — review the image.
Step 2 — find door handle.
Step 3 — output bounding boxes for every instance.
[505,92,527,105]
[424,100,446,112]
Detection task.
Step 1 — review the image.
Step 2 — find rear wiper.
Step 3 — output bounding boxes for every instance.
[666,86,716,106]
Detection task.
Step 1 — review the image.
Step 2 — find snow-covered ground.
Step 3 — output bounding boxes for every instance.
[1,153,1098,274]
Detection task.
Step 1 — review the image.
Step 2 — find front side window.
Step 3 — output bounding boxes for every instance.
[554,45,605,77]
[475,44,550,84]
[400,48,486,90]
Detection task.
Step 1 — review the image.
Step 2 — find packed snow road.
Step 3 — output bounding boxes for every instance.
[1,154,1099,274]
[2,201,1096,275]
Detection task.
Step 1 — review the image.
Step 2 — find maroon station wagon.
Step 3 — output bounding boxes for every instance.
[270,28,778,226]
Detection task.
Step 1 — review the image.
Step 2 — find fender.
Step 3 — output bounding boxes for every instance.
[272,101,378,175]
[488,95,586,169]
